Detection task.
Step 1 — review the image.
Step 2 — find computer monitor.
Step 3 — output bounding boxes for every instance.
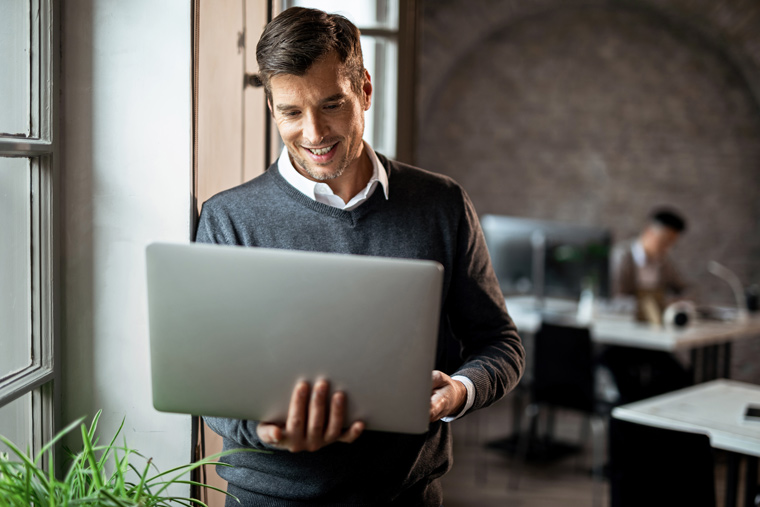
[481,215,612,300]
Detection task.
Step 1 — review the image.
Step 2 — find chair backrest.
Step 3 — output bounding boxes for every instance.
[609,418,716,507]
[532,322,595,413]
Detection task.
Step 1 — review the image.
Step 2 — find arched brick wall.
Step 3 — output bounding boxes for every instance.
[416,0,760,380]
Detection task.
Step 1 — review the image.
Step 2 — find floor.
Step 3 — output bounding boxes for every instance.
[440,393,606,507]
[439,391,745,507]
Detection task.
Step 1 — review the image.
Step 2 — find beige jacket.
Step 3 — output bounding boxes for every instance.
[611,239,688,298]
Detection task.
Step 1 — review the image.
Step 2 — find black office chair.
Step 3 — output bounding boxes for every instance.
[609,417,716,507]
[512,322,607,507]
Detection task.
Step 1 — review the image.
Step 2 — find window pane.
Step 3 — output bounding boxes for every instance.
[0,157,32,379]
[0,0,31,136]
[361,35,397,158]
[286,0,399,30]
[0,392,32,454]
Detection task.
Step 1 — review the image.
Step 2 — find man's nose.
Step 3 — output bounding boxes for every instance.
[303,111,329,144]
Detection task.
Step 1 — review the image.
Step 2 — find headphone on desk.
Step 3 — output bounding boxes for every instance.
[662,301,697,328]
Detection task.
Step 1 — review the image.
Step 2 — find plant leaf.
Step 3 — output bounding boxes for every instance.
[80,424,103,491]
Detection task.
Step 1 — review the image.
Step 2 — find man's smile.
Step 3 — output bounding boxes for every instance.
[305,143,337,156]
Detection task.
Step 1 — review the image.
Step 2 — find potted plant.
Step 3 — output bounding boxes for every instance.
[0,410,255,506]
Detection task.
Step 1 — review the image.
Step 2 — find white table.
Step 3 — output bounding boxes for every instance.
[612,379,760,456]
[505,296,760,353]
[591,314,760,352]
[498,297,760,477]
[505,296,760,380]
[612,380,760,507]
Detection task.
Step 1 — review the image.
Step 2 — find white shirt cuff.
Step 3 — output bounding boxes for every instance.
[441,375,475,422]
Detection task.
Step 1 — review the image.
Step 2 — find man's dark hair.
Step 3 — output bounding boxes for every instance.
[650,207,687,233]
[256,7,365,105]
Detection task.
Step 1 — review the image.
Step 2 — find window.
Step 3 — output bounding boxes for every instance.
[283,0,400,158]
[0,0,56,460]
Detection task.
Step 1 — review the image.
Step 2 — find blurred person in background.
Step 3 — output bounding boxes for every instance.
[600,208,692,404]
[611,208,689,307]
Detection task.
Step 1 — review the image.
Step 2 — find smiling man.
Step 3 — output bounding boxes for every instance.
[195,7,524,506]
[271,50,370,197]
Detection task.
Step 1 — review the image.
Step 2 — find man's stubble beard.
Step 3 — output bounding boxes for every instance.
[288,95,366,182]
[290,146,349,182]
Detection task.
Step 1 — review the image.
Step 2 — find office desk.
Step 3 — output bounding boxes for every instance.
[591,314,760,352]
[492,298,760,462]
[612,380,760,507]
[506,296,760,379]
[506,296,760,352]
[612,380,760,456]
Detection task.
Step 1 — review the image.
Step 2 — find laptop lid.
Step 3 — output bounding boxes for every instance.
[146,242,443,434]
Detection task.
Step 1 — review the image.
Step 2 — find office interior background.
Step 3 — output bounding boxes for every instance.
[1,0,759,505]
[418,0,760,382]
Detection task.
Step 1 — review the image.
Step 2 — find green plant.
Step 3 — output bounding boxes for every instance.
[551,241,611,294]
[0,410,254,506]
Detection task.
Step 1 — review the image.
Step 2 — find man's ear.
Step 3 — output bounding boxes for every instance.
[267,99,274,117]
[362,69,372,111]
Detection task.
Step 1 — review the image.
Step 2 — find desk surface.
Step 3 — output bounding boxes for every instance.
[592,314,760,351]
[612,379,760,456]
[505,296,760,352]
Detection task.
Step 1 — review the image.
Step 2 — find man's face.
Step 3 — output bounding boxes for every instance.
[642,225,680,259]
[268,52,372,182]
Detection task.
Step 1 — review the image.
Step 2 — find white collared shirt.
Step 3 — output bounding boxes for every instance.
[631,240,660,290]
[277,141,475,421]
[277,141,389,211]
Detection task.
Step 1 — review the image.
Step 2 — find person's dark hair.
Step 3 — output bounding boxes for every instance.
[256,7,365,105]
[650,207,687,233]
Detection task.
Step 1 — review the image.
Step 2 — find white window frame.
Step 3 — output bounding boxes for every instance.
[0,0,57,461]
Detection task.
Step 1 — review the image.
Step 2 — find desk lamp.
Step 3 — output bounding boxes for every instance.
[708,260,749,322]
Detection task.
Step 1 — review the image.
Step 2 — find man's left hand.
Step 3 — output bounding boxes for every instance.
[429,370,467,421]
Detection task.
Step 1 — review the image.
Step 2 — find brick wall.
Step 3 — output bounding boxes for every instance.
[416,0,760,381]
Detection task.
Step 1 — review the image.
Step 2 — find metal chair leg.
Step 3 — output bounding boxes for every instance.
[474,402,487,485]
[510,402,540,490]
[590,415,605,507]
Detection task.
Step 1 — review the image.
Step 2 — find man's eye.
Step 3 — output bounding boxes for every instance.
[283,111,300,117]
[324,103,341,110]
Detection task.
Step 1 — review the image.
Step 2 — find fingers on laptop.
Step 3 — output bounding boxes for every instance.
[325,389,365,444]
[263,380,363,452]
[429,371,446,421]
[337,420,364,443]
[260,423,284,446]
[428,370,465,422]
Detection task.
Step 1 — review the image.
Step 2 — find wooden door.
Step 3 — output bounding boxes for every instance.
[192,1,277,505]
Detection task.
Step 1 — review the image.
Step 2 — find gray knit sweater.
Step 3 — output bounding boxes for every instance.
[195,154,524,506]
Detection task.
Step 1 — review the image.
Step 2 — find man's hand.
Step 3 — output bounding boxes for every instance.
[429,370,468,422]
[256,379,364,452]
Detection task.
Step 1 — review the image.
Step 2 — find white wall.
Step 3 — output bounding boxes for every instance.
[61,0,193,489]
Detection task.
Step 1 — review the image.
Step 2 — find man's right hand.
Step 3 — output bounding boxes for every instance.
[256,379,365,452]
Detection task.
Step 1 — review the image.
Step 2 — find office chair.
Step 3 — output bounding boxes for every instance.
[512,322,607,507]
[609,417,716,507]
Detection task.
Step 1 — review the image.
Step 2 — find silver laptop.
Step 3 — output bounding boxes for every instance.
[146,242,443,434]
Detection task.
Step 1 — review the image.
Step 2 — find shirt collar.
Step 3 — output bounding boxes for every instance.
[631,240,648,267]
[277,141,389,207]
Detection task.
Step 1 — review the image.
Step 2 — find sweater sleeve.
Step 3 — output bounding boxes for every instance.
[445,188,526,413]
[202,416,277,451]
